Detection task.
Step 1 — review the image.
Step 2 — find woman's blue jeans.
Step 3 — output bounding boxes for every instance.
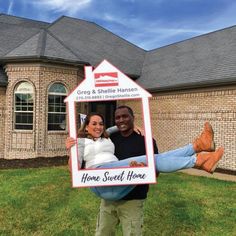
[91,144,196,201]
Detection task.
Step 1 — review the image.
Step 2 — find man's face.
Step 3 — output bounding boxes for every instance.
[114,108,134,136]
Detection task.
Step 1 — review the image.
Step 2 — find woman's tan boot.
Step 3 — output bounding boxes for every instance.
[193,122,215,153]
[195,147,224,173]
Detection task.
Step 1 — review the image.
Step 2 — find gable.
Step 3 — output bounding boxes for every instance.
[0,14,49,58]
[4,29,82,63]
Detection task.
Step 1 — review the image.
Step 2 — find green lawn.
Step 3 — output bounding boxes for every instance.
[0,166,235,236]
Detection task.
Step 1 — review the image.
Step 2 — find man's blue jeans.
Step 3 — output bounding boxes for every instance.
[91,144,196,200]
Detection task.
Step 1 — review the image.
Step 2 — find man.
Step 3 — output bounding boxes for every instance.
[95,105,158,236]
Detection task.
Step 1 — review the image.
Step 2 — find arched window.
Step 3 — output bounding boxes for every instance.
[14,82,34,130]
[48,83,67,131]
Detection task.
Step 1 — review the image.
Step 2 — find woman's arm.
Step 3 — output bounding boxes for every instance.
[65,137,77,172]
[66,137,86,170]
[106,126,119,135]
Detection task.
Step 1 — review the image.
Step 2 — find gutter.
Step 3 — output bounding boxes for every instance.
[0,56,90,67]
[145,78,236,93]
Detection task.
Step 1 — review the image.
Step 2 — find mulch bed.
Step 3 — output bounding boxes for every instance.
[0,157,235,175]
[214,168,236,176]
[0,156,69,169]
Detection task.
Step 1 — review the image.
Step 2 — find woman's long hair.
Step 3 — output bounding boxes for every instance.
[78,113,109,139]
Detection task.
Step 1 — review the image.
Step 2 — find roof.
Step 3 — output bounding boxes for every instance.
[138,26,236,91]
[1,13,236,91]
[3,29,82,63]
[0,14,49,57]
[0,13,49,28]
[47,16,146,76]
[0,14,145,77]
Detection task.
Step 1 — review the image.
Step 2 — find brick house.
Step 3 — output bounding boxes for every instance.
[0,13,235,171]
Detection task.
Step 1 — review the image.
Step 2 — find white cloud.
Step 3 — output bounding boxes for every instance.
[133,26,212,50]
[96,13,209,49]
[7,0,14,14]
[4,0,236,50]
[30,0,92,15]
[97,2,236,50]
[103,14,116,22]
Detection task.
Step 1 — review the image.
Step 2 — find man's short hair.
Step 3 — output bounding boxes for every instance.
[116,105,134,117]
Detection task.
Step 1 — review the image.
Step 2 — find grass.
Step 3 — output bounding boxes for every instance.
[0,166,235,236]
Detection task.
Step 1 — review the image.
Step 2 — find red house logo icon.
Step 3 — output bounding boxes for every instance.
[94,72,118,87]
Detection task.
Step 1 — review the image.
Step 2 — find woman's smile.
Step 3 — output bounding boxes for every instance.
[86,115,105,139]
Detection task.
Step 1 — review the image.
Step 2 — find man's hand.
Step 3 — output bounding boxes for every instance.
[134,125,144,136]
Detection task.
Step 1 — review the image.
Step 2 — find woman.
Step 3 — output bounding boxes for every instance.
[66,113,224,201]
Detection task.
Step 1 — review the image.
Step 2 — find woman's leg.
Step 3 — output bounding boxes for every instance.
[99,121,215,172]
[159,144,195,157]
[154,152,196,172]
[90,185,135,201]
[99,145,224,176]
[99,144,196,173]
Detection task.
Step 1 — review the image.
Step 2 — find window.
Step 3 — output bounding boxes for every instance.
[48,83,67,131]
[14,82,34,130]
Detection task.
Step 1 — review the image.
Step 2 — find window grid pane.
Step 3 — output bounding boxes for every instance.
[14,83,34,130]
[48,113,66,130]
[48,84,67,131]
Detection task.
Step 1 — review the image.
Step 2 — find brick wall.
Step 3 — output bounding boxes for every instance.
[123,86,236,171]
[1,62,235,171]
[4,63,83,159]
[0,87,6,159]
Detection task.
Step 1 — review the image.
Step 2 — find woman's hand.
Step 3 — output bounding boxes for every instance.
[65,137,76,149]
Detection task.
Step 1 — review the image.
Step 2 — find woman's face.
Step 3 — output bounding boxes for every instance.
[86,115,104,139]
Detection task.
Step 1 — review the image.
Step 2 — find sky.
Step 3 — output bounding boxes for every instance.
[1,0,236,50]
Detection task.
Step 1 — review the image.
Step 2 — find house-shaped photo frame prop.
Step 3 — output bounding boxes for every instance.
[65,60,157,188]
